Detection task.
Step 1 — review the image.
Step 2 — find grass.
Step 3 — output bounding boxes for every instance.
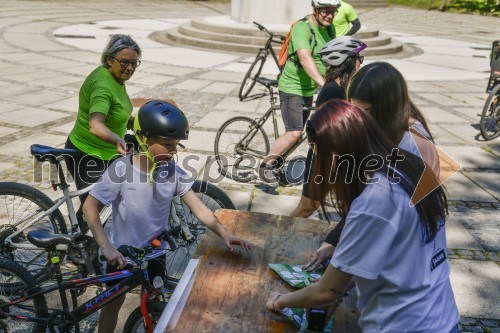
[385,0,499,16]
[385,0,443,9]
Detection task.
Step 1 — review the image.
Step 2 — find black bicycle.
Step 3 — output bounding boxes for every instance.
[238,22,284,101]
[216,77,313,185]
[0,227,182,333]
[480,40,500,141]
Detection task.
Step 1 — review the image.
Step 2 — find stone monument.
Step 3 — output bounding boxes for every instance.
[230,0,310,24]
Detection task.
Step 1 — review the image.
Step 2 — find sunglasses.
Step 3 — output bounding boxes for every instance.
[112,56,141,69]
[318,8,337,16]
[357,55,364,64]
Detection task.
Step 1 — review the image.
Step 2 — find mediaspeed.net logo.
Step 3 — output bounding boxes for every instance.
[408,126,461,206]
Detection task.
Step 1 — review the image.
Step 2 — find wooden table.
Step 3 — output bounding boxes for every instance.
[156,209,360,333]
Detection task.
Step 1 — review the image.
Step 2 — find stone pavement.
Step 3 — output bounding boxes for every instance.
[0,1,498,332]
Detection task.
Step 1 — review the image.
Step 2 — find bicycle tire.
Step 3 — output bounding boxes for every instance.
[480,84,500,141]
[239,55,266,100]
[0,257,48,333]
[166,180,235,279]
[123,301,167,333]
[0,182,67,281]
[214,116,270,183]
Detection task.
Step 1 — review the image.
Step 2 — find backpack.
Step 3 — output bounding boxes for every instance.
[277,16,335,72]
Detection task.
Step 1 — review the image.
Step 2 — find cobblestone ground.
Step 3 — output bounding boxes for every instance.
[0,1,498,332]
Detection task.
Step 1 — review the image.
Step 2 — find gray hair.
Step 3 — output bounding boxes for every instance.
[101,34,141,68]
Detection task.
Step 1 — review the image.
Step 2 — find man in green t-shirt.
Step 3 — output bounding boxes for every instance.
[260,0,339,183]
[333,1,361,36]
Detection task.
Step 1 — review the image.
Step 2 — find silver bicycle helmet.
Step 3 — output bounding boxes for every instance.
[319,36,367,67]
[312,0,341,8]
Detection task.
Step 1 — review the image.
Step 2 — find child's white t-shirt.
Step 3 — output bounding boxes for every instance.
[90,156,193,248]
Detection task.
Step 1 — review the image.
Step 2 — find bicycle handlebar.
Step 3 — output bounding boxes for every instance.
[252,21,285,42]
[116,226,181,262]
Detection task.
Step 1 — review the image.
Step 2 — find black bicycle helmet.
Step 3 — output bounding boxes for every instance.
[319,36,367,67]
[133,100,189,140]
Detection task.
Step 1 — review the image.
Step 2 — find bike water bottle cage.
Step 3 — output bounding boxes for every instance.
[312,0,341,8]
[319,36,367,67]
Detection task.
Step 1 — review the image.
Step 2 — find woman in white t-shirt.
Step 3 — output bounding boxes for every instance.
[266,99,459,333]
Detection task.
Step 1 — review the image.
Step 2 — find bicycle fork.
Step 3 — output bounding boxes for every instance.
[170,196,194,242]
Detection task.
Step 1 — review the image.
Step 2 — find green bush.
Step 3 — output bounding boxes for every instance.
[385,0,499,15]
[448,0,499,15]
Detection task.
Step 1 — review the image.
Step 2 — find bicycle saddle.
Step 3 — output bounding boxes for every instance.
[27,229,73,248]
[257,77,278,88]
[30,144,80,162]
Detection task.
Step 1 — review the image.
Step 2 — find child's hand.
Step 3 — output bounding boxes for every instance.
[223,234,251,252]
[102,245,127,269]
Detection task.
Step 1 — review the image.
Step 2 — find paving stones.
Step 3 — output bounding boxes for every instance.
[0,1,498,333]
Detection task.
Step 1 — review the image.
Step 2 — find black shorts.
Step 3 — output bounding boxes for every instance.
[105,254,166,287]
[280,92,313,132]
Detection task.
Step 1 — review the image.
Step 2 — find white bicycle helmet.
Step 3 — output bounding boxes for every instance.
[319,36,367,67]
[312,0,341,8]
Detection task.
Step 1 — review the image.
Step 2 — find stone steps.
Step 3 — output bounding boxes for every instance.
[158,16,403,56]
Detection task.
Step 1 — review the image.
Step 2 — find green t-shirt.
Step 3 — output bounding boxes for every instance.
[278,18,335,97]
[69,66,132,160]
[333,2,358,37]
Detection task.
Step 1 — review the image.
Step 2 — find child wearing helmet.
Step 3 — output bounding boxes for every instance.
[83,100,251,333]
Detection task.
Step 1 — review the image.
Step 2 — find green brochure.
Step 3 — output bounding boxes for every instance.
[268,263,324,288]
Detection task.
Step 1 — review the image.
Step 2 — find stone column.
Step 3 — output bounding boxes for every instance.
[231,0,310,24]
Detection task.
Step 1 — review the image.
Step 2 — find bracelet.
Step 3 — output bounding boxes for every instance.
[272,294,282,312]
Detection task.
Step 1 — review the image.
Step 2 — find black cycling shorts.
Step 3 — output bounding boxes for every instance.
[280,92,313,132]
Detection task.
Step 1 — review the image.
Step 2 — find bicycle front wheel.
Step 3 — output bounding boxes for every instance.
[0,257,48,333]
[0,182,67,281]
[166,180,235,279]
[480,84,500,141]
[123,301,167,333]
[214,116,270,183]
[239,55,266,100]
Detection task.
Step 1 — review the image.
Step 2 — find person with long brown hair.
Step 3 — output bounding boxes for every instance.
[266,100,459,333]
[303,61,440,271]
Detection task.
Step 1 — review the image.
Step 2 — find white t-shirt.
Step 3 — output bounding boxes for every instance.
[90,156,193,248]
[331,175,459,333]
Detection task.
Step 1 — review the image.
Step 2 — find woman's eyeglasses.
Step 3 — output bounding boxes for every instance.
[357,55,364,64]
[112,56,141,69]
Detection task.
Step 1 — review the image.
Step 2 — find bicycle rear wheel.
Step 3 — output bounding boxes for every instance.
[214,116,270,183]
[123,301,167,333]
[0,182,67,282]
[0,257,48,333]
[480,84,500,141]
[166,181,235,279]
[239,55,266,100]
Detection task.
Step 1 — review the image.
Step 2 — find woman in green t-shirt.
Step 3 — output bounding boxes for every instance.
[65,34,141,233]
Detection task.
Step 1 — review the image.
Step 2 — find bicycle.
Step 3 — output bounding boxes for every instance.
[480,40,500,141]
[0,227,181,333]
[216,77,313,185]
[0,144,235,284]
[238,22,284,101]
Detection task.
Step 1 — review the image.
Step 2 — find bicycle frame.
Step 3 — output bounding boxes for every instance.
[4,162,102,252]
[254,22,283,70]
[237,86,311,162]
[5,252,169,333]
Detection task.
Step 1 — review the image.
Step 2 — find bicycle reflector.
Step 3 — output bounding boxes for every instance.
[151,239,161,248]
